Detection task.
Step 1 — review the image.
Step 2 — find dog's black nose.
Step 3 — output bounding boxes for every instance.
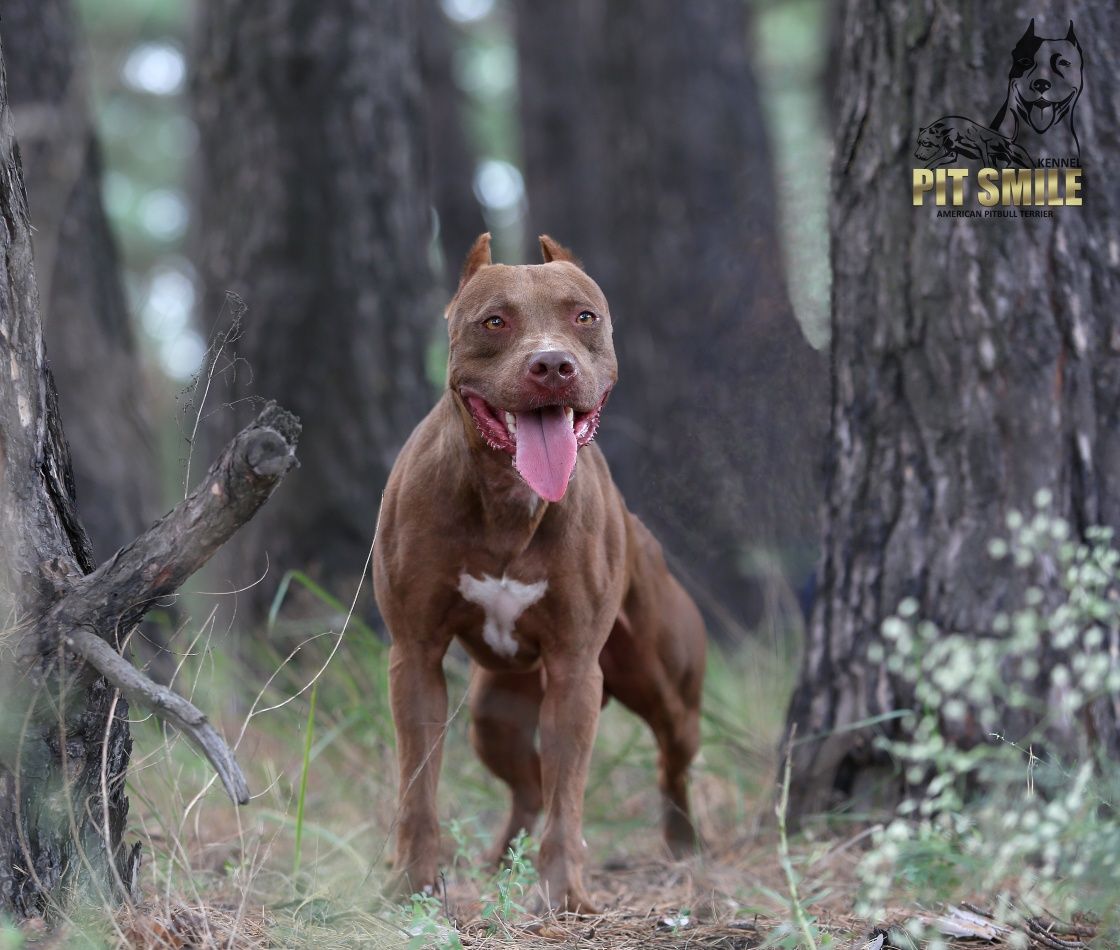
[1031,78,1051,93]
[527,349,579,390]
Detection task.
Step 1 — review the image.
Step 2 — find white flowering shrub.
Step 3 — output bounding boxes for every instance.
[858,490,1120,929]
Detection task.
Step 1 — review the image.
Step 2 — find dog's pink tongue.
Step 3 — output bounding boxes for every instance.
[515,407,577,502]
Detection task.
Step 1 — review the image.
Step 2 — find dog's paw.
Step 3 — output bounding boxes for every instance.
[667,836,705,860]
[665,814,704,858]
[531,886,602,918]
[563,891,602,917]
[534,866,602,916]
[381,866,441,904]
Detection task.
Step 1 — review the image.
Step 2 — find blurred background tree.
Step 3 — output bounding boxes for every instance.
[30,0,831,639]
[515,0,827,641]
[4,0,159,562]
[420,0,488,284]
[73,0,200,395]
[192,0,440,619]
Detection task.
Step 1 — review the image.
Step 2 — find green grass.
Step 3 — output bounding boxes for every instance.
[0,919,24,950]
[41,516,1120,948]
[83,594,802,947]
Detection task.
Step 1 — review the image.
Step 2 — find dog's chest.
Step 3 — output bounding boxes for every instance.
[457,571,547,658]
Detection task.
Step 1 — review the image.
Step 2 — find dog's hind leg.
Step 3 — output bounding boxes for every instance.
[653,703,702,857]
[609,682,702,856]
[602,605,705,857]
[469,667,544,864]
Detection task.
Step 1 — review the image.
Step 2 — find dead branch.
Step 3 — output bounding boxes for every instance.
[36,401,301,803]
[65,626,250,804]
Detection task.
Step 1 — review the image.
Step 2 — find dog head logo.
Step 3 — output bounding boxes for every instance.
[991,19,1083,164]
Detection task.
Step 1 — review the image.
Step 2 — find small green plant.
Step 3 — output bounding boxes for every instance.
[480,830,539,929]
[447,816,490,887]
[768,736,833,949]
[401,891,463,950]
[859,493,1120,932]
[291,680,318,877]
[267,571,324,879]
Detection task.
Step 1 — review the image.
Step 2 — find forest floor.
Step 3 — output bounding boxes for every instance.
[8,611,1103,948]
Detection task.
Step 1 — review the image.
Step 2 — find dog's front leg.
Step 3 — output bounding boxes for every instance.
[387,640,449,897]
[537,653,603,914]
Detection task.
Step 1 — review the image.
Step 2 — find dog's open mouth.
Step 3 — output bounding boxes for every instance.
[461,389,608,502]
[1023,92,1075,133]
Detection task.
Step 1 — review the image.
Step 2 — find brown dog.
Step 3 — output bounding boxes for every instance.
[373,234,706,912]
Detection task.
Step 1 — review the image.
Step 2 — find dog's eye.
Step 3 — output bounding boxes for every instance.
[1059,59,1071,67]
[1017,57,1034,67]
[576,311,599,325]
[482,315,506,330]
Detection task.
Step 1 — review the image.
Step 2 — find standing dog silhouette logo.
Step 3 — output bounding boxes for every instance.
[912,20,1084,211]
[914,116,1032,170]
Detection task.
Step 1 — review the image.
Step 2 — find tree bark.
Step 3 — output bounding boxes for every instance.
[515,0,827,639]
[0,26,299,912]
[2,0,159,563]
[785,2,1120,817]
[194,0,439,619]
[0,29,130,913]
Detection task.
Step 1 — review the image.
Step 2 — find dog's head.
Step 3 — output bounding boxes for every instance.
[914,121,951,162]
[1006,19,1083,134]
[444,233,616,502]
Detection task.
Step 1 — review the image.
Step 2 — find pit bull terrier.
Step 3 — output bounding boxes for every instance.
[373,234,707,913]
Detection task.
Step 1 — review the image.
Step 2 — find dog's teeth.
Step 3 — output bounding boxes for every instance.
[564,407,575,429]
[504,412,517,435]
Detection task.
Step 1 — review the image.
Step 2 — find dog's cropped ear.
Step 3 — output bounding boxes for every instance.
[1066,21,1079,45]
[539,235,581,267]
[455,232,492,292]
[1019,18,1036,42]
[446,233,493,319]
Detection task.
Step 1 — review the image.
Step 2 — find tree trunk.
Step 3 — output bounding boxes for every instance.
[515,0,827,639]
[0,26,138,910]
[785,2,1120,817]
[0,23,299,912]
[3,0,159,563]
[419,0,486,277]
[193,0,438,618]
[514,2,603,262]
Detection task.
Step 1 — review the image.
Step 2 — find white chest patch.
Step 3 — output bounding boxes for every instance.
[457,572,548,658]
